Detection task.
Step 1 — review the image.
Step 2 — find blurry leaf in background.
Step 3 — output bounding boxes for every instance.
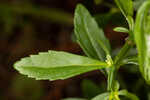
[91,92,109,100]
[94,12,127,28]
[133,0,146,10]
[148,92,150,100]
[0,3,73,27]
[94,0,103,5]
[62,98,87,100]
[119,90,139,100]
[14,50,108,80]
[94,13,112,28]
[11,74,43,100]
[0,5,16,36]
[71,32,77,43]
[81,79,106,99]
[74,4,111,61]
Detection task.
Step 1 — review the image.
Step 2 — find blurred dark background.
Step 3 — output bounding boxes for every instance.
[0,0,150,100]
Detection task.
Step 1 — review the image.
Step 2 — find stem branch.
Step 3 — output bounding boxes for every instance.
[107,39,133,92]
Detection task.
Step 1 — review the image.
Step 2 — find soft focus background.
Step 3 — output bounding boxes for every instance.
[0,0,150,100]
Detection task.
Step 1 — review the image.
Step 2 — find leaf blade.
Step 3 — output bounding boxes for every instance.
[62,98,87,100]
[119,90,139,100]
[14,50,108,80]
[114,0,134,30]
[114,0,133,17]
[92,92,109,100]
[81,79,102,99]
[74,4,110,61]
[113,27,129,33]
[134,1,150,84]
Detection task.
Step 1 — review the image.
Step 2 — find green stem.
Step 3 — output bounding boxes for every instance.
[114,40,133,68]
[107,39,133,92]
[107,65,116,91]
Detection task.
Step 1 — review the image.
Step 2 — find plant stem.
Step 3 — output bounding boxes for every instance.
[114,40,133,68]
[107,39,133,92]
[107,65,116,91]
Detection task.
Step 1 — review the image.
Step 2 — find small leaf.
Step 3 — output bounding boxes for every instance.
[134,1,150,84]
[92,92,109,100]
[74,4,111,61]
[62,98,87,100]
[14,50,108,80]
[113,27,129,33]
[121,56,138,66]
[119,90,139,100]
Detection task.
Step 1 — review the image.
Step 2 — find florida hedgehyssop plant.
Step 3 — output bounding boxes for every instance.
[14,0,150,100]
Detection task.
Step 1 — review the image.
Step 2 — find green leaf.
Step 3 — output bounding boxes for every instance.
[94,0,103,5]
[95,12,127,29]
[14,50,108,80]
[62,98,87,100]
[119,90,139,100]
[134,0,146,11]
[121,56,138,66]
[113,81,120,91]
[92,92,109,100]
[114,0,134,30]
[114,0,133,17]
[74,4,111,61]
[11,75,43,100]
[113,27,129,33]
[134,1,150,84]
[114,41,133,67]
[0,3,73,25]
[81,79,102,99]
[126,16,134,31]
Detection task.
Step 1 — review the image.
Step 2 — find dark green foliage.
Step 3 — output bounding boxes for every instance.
[13,0,150,100]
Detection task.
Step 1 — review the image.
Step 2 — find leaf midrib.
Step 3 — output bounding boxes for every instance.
[16,63,108,69]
